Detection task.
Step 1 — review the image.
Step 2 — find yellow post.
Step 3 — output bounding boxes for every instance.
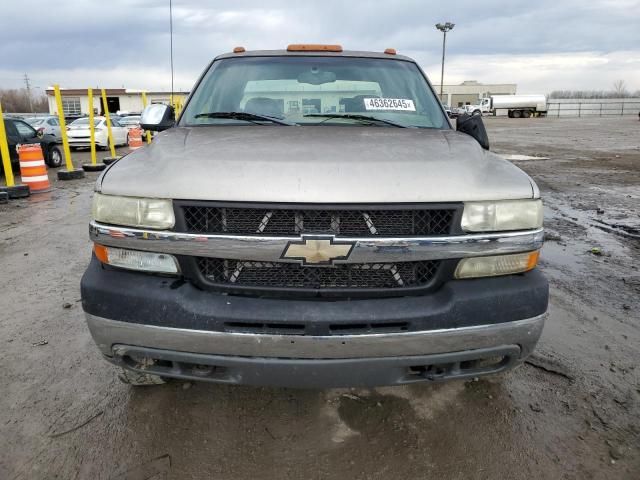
[0,101,15,187]
[88,88,97,165]
[100,88,117,158]
[54,84,74,171]
[141,91,152,144]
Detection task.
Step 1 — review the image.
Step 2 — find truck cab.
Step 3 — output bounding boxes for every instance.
[81,45,548,388]
[465,98,491,116]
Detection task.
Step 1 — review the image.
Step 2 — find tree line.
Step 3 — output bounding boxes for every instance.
[0,88,49,113]
[549,80,639,99]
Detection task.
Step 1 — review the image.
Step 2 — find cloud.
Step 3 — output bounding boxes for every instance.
[0,0,639,92]
[428,51,640,93]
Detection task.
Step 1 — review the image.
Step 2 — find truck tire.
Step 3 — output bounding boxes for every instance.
[118,368,166,386]
[512,110,522,118]
[522,110,531,118]
[47,145,63,168]
[472,109,482,116]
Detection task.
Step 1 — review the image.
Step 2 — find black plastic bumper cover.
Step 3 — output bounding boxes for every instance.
[81,256,548,334]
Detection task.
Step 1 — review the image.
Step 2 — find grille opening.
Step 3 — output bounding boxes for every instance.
[373,322,409,331]
[266,323,305,331]
[224,321,306,334]
[460,356,508,370]
[407,364,450,377]
[182,205,456,237]
[122,354,228,379]
[198,258,440,290]
[407,355,510,380]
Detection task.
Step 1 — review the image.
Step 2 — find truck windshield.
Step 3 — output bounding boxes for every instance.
[180,56,448,129]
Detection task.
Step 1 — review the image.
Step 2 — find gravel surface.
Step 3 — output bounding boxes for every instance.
[1,118,639,479]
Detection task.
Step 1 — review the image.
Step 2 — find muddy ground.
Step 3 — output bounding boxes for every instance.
[1,117,638,479]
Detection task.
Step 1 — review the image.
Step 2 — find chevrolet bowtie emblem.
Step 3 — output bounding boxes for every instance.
[282,235,355,265]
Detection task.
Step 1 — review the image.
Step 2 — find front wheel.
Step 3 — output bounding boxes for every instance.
[473,110,482,116]
[47,145,63,168]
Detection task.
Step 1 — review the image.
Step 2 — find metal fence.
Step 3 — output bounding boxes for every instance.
[547,100,640,117]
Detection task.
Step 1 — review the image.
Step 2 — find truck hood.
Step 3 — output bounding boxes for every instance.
[99,126,535,203]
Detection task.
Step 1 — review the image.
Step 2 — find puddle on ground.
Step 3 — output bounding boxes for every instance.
[541,197,637,286]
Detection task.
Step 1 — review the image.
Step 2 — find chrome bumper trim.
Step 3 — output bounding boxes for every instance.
[89,221,544,263]
[86,313,546,360]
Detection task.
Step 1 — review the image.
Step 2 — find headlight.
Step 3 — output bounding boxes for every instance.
[461,199,543,232]
[92,193,175,229]
[455,251,540,279]
[94,244,179,274]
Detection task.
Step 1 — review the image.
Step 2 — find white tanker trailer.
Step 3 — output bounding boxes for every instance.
[466,94,548,118]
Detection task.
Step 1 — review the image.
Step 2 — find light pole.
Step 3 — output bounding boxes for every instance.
[435,22,455,104]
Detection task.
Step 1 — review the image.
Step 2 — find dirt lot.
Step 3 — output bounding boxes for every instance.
[1,117,639,479]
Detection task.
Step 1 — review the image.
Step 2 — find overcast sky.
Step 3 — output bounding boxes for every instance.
[1,0,639,94]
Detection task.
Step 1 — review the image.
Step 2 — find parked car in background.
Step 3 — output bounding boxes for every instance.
[3,117,63,168]
[64,114,86,124]
[450,106,465,118]
[118,115,141,130]
[441,104,453,117]
[67,117,129,150]
[25,116,62,141]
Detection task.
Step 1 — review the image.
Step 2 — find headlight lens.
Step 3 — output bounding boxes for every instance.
[94,244,179,274]
[461,199,543,232]
[455,251,540,279]
[92,193,175,229]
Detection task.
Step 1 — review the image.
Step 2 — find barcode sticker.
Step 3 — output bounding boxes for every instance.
[363,98,416,111]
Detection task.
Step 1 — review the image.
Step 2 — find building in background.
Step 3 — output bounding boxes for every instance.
[437,80,517,107]
[45,88,189,116]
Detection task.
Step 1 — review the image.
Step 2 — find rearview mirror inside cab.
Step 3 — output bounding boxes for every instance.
[456,113,490,150]
[140,104,176,132]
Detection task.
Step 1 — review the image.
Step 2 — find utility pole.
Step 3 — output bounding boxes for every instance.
[23,73,33,112]
[435,22,455,104]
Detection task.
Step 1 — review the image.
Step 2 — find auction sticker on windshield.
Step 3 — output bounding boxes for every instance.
[363,98,416,111]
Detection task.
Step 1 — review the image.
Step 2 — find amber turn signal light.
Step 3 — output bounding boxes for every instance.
[233,46,246,53]
[94,244,109,263]
[384,48,397,55]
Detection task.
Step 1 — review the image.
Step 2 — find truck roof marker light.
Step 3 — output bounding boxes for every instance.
[384,48,397,55]
[233,46,246,53]
[287,44,343,52]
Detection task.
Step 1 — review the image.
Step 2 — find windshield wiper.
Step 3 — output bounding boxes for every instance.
[303,113,410,128]
[194,111,296,126]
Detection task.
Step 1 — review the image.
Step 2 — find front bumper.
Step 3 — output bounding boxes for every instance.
[68,136,108,147]
[81,258,548,387]
[88,314,545,388]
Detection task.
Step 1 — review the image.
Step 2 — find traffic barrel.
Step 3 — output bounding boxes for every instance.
[128,127,144,150]
[18,144,51,193]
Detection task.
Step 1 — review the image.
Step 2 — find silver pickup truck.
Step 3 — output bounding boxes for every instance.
[81,45,548,387]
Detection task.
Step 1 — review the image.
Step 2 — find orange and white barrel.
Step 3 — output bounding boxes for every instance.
[128,127,144,150]
[18,144,51,193]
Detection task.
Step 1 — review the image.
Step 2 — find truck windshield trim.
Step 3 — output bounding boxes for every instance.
[180,56,449,129]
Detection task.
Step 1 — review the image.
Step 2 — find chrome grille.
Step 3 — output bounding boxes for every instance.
[182,206,456,236]
[197,258,440,290]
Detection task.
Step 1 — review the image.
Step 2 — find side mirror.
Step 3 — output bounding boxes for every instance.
[456,113,490,150]
[140,104,175,132]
